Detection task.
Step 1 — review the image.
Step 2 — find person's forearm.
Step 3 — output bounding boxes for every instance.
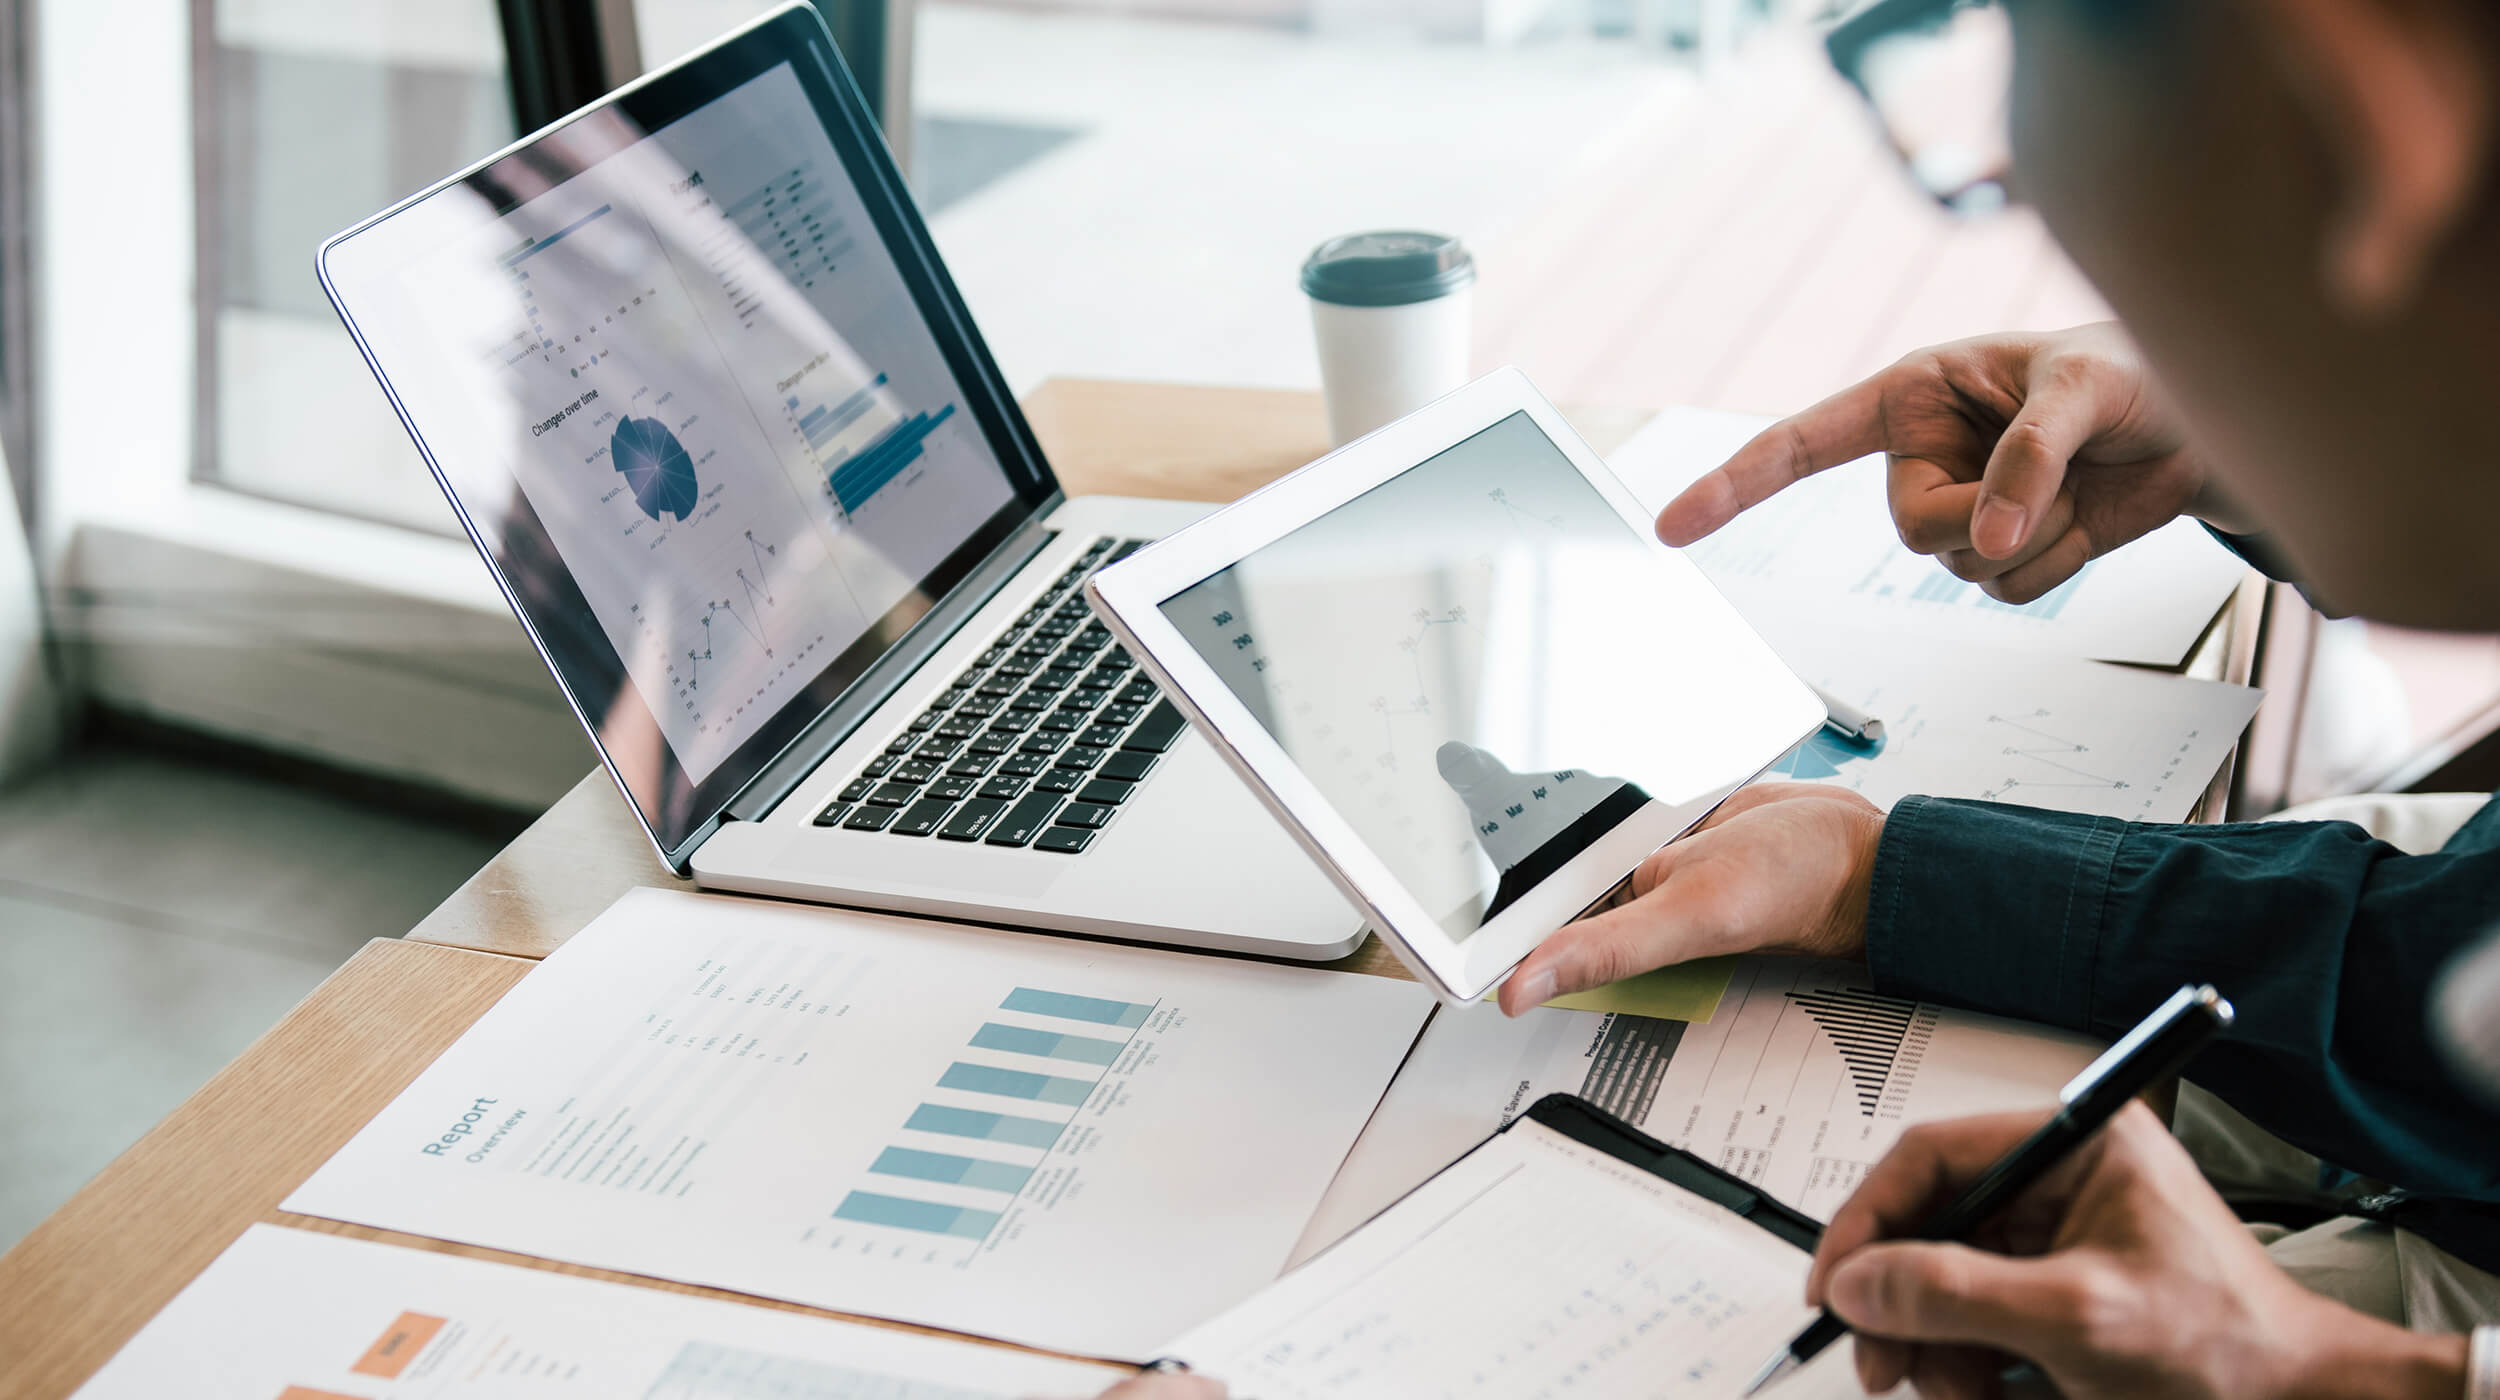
[1863,795,2500,1200]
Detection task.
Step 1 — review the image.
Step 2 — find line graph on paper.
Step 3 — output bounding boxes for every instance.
[1976,710,2130,803]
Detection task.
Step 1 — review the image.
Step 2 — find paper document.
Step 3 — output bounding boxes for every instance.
[1606,406,2249,666]
[1294,958,2099,1264]
[284,888,1433,1356]
[1166,1118,1860,1399]
[73,1225,1122,1399]
[1755,629,2260,821]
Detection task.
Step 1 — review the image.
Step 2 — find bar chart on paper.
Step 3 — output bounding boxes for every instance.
[824,987,1157,1256]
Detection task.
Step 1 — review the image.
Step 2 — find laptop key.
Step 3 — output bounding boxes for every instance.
[894,758,941,784]
[887,734,922,755]
[936,715,982,741]
[958,696,1001,719]
[813,802,853,827]
[929,775,977,801]
[1116,678,1158,705]
[984,708,1032,733]
[909,709,943,733]
[1035,826,1095,855]
[1053,746,1109,772]
[863,754,898,778]
[1099,749,1158,784]
[1055,802,1114,830]
[937,797,1007,842]
[1010,689,1053,713]
[1041,710,1085,733]
[979,775,1028,801]
[893,797,954,837]
[917,736,963,761]
[1035,769,1083,795]
[1020,732,1065,755]
[844,804,897,832]
[986,792,1063,847]
[1098,702,1143,727]
[1078,724,1128,750]
[1124,701,1188,754]
[868,781,921,807]
[838,776,875,803]
[946,755,996,778]
[969,732,1014,757]
[1076,778,1135,806]
[999,754,1047,778]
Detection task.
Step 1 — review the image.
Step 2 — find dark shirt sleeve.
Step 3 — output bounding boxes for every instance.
[2202,523,2302,585]
[1865,794,2500,1203]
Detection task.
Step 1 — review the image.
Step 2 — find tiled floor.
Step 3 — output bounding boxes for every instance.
[0,742,522,1252]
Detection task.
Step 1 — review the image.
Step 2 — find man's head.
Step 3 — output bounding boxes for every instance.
[2007,0,2500,628]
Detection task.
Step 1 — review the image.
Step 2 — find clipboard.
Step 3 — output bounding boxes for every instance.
[1150,1091,1841,1397]
[1517,1092,1825,1254]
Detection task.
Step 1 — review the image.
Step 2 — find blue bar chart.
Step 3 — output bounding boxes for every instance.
[785,372,888,457]
[831,987,1157,1247]
[827,404,957,514]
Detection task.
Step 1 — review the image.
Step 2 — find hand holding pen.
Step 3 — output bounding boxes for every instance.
[1747,985,2240,1396]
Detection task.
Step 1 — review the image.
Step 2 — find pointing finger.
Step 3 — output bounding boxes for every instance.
[1656,376,1893,546]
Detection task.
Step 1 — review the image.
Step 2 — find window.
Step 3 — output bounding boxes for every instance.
[195,2,518,533]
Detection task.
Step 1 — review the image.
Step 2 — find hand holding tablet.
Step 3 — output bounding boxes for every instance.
[1086,369,1824,1004]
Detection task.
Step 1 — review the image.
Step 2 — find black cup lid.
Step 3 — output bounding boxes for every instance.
[1301,231,1475,308]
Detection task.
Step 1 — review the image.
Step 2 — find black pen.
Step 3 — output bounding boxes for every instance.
[1741,983,2235,1396]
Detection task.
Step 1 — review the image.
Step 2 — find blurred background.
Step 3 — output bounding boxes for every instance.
[0,0,2492,1253]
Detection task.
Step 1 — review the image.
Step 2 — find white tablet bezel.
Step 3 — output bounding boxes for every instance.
[1084,367,1825,1004]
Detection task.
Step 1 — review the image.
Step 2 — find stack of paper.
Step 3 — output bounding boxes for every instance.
[281,887,1434,1357]
[1294,958,2103,1266]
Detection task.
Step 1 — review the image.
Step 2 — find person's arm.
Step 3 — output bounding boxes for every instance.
[1868,796,2500,1202]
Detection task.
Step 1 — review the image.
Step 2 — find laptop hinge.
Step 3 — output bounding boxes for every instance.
[720,506,1064,825]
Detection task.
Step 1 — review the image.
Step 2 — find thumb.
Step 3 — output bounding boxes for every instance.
[1972,391,2095,558]
[1825,1241,2103,1362]
[1496,866,1706,1016]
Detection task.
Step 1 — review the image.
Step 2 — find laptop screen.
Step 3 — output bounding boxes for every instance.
[320,10,1051,861]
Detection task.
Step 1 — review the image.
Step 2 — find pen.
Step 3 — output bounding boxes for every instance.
[1741,983,2235,1396]
[1812,685,1884,746]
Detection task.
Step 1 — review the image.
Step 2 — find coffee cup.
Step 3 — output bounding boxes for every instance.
[1302,231,1476,446]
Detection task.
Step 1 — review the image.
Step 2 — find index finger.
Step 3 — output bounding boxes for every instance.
[1804,1110,2056,1307]
[1655,374,1892,546]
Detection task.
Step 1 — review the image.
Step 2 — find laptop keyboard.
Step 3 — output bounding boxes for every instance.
[808,537,1184,855]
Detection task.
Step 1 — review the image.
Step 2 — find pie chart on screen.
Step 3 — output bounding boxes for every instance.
[611,414,700,521]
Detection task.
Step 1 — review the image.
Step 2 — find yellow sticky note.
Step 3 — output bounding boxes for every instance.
[1542,957,1738,1023]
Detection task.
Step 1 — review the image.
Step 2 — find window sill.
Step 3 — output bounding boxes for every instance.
[58,483,593,811]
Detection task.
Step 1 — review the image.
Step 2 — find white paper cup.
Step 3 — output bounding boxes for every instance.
[1303,232,1477,446]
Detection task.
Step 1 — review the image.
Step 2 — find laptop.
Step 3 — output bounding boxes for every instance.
[316,1,1364,959]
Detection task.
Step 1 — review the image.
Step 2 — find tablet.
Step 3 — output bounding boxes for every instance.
[1085,368,1823,1003]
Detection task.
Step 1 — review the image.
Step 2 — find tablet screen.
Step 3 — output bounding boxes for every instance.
[1158,412,1808,945]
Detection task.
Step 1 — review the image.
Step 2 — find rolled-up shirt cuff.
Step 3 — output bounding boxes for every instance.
[1862,795,2128,1033]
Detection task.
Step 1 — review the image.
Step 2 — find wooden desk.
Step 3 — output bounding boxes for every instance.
[0,378,2260,1398]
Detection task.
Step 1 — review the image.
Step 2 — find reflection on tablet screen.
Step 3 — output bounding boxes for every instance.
[1158,411,1779,943]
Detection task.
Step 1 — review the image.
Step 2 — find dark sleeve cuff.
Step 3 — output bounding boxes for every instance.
[1863,795,2128,1033]
[2201,523,2300,586]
